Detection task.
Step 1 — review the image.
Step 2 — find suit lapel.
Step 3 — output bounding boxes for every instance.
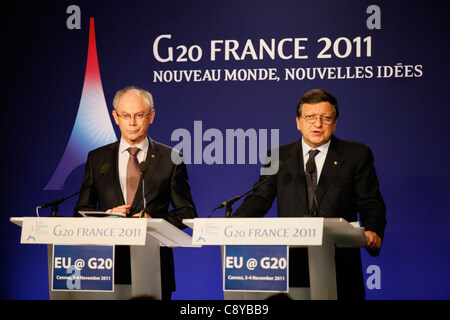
[109,141,126,204]
[285,140,309,211]
[316,136,344,203]
[145,137,161,182]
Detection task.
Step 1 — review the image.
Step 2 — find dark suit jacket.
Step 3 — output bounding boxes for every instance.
[233,135,386,299]
[74,137,197,295]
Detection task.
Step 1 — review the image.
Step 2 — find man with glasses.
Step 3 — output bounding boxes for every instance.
[74,86,197,299]
[233,89,386,300]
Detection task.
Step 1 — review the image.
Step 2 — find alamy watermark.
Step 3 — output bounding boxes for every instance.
[171,121,280,175]
[366,264,381,290]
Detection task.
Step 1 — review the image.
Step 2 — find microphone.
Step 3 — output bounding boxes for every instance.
[139,160,149,174]
[208,161,283,217]
[305,159,320,217]
[305,158,316,175]
[38,163,112,217]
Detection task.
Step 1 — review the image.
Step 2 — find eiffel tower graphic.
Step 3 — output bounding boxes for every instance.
[45,18,117,190]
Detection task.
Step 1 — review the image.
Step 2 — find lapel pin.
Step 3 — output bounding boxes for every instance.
[334,161,338,165]
[151,154,155,158]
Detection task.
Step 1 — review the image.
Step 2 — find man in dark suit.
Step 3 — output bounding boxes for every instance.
[74,86,197,299]
[232,89,386,299]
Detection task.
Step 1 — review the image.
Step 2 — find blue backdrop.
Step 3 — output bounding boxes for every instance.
[1,0,449,300]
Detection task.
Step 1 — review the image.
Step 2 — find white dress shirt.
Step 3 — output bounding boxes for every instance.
[301,138,331,183]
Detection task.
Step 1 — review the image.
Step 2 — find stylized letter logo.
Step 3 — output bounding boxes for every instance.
[45,18,117,190]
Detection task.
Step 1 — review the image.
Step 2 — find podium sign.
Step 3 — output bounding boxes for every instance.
[192,217,324,246]
[224,245,288,292]
[20,217,147,245]
[52,245,114,292]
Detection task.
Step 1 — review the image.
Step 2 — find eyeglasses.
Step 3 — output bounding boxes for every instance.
[301,115,335,125]
[116,112,150,122]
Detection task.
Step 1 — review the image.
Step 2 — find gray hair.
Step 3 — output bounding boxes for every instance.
[113,86,154,112]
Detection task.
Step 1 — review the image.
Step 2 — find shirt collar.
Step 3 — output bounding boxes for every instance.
[301,138,331,157]
[119,137,149,154]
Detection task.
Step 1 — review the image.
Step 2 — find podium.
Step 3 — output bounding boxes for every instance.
[183,217,366,300]
[10,217,196,300]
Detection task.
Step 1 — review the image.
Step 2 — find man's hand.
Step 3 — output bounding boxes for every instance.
[111,205,150,217]
[131,210,150,218]
[111,204,132,217]
[365,231,382,250]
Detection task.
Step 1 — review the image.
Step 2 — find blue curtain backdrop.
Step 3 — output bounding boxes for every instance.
[1,0,449,299]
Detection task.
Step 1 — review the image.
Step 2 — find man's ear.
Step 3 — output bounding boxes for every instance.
[148,109,156,124]
[296,116,301,131]
[112,110,120,125]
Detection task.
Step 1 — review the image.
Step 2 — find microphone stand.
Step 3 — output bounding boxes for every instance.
[306,158,320,217]
[46,190,81,217]
[37,188,85,217]
[138,161,148,218]
[209,175,273,218]
[38,163,111,217]
[224,195,243,217]
[208,161,283,218]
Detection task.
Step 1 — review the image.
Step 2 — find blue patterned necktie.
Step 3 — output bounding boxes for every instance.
[306,149,320,214]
